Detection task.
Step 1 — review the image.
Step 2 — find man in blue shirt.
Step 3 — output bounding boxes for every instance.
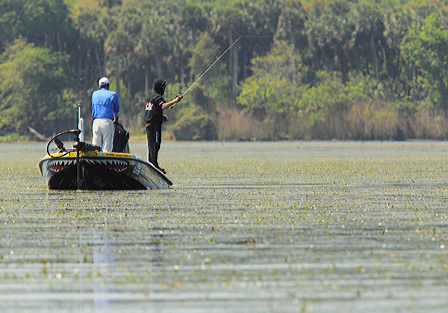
[91,77,120,152]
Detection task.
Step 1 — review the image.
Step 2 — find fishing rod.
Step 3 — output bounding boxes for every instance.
[171,36,242,108]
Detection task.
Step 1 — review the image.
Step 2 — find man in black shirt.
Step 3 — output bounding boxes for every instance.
[144,79,182,174]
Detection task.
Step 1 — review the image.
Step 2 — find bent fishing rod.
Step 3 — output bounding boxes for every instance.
[171,36,242,108]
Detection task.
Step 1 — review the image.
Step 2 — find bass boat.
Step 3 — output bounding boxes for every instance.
[39,128,172,190]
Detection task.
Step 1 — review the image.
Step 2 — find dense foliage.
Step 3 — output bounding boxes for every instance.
[1,0,448,141]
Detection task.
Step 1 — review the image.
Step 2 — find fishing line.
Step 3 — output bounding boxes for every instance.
[172,31,301,108]
[171,36,241,108]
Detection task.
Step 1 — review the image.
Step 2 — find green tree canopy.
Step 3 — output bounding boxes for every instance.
[0,39,73,137]
[2,0,448,141]
[238,40,306,140]
[402,13,448,109]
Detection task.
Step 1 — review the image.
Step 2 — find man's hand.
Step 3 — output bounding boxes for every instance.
[162,115,168,122]
[165,94,183,110]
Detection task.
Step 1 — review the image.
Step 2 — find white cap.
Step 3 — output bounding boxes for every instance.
[99,77,109,87]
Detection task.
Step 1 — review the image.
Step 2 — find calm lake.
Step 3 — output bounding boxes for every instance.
[0,141,447,313]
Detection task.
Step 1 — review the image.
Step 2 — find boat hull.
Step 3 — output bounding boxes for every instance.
[39,151,172,190]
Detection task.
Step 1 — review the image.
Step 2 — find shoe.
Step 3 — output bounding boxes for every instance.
[158,167,166,174]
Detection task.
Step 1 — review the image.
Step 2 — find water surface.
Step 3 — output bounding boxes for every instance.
[0,142,447,313]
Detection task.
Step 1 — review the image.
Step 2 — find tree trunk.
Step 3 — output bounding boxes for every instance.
[290,32,296,82]
[144,60,150,93]
[408,63,414,101]
[115,53,121,101]
[232,42,238,102]
[77,44,82,88]
[242,53,248,80]
[180,59,185,87]
[56,31,62,52]
[192,31,197,48]
[155,56,163,79]
[370,32,379,81]
[103,50,107,77]
[228,30,233,79]
[354,46,360,74]
[94,46,103,75]
[339,47,347,83]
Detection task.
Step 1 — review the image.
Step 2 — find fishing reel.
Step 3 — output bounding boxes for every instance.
[170,92,184,109]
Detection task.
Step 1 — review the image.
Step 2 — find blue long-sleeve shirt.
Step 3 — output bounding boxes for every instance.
[91,88,120,120]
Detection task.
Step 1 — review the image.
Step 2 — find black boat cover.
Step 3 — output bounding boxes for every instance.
[113,123,130,153]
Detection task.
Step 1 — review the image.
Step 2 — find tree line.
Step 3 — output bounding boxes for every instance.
[1,0,448,141]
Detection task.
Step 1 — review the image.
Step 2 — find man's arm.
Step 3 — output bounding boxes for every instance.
[161,95,183,110]
[113,93,120,124]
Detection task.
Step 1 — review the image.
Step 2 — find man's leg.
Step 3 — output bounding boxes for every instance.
[155,124,164,173]
[92,119,103,148]
[156,124,162,155]
[102,119,115,152]
[146,124,158,168]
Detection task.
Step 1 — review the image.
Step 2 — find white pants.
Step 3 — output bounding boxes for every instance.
[92,118,114,152]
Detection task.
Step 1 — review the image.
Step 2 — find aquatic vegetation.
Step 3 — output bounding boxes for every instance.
[0,142,447,312]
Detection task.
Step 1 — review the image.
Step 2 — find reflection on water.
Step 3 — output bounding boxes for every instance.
[0,142,448,312]
[93,227,118,310]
